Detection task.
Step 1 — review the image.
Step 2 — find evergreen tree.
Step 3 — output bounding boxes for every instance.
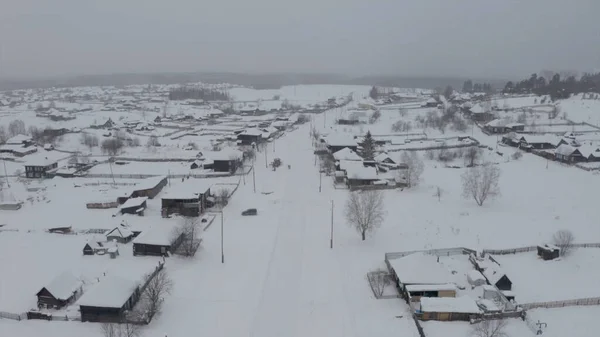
[358,131,376,161]
[369,86,379,100]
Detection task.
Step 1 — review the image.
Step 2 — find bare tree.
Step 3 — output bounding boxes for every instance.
[215,188,230,208]
[143,268,173,319]
[8,119,26,137]
[465,146,482,167]
[398,108,408,117]
[131,137,141,147]
[172,217,201,257]
[553,230,575,257]
[146,136,161,147]
[81,134,99,151]
[471,319,508,337]
[320,154,336,175]
[345,190,386,241]
[101,322,141,337]
[368,269,391,298]
[0,125,7,144]
[102,138,124,156]
[461,163,501,206]
[243,148,256,162]
[369,110,382,124]
[400,151,424,187]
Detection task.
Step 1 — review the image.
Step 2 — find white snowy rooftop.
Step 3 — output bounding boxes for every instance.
[106,226,134,239]
[41,271,82,301]
[120,197,148,210]
[388,252,454,285]
[207,148,243,161]
[325,134,357,147]
[5,134,32,144]
[345,166,378,180]
[420,297,481,314]
[132,176,167,191]
[162,179,213,200]
[133,225,175,246]
[333,147,362,161]
[77,275,138,308]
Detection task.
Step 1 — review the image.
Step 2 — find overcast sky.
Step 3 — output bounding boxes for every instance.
[1,0,599,80]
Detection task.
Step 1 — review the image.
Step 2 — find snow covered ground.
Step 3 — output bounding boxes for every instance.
[526,306,600,337]
[3,86,600,336]
[495,250,600,303]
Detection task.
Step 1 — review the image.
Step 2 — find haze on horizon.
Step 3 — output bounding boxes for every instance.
[0,0,599,80]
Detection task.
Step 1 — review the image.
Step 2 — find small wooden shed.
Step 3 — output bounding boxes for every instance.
[105,227,134,243]
[537,244,560,261]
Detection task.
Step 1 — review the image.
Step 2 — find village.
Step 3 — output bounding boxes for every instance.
[1,83,600,337]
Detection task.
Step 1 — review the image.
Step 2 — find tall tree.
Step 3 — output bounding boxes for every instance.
[345,190,385,241]
[358,131,376,160]
[462,80,473,93]
[443,85,454,99]
[369,86,379,100]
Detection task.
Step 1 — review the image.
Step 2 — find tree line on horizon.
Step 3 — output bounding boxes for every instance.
[168,86,231,101]
[502,72,600,100]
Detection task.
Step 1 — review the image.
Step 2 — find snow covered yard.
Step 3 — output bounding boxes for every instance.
[0,231,161,313]
[494,249,600,303]
[526,306,600,337]
[421,318,533,337]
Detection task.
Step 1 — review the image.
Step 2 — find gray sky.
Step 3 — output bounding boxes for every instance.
[1,0,599,79]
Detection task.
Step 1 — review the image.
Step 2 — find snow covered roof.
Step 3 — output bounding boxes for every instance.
[419,297,481,314]
[240,128,264,137]
[325,134,358,147]
[345,166,378,180]
[405,284,457,292]
[426,97,437,104]
[505,123,524,128]
[467,270,486,283]
[106,226,134,239]
[77,275,138,308]
[133,176,167,191]
[162,179,213,200]
[208,149,243,161]
[388,252,453,285]
[469,104,486,114]
[374,152,394,163]
[520,134,563,146]
[40,271,82,301]
[485,119,508,127]
[477,299,501,312]
[333,147,362,161]
[5,134,32,144]
[576,145,600,158]
[24,155,58,167]
[555,144,576,156]
[120,197,148,210]
[132,225,175,246]
[482,265,507,285]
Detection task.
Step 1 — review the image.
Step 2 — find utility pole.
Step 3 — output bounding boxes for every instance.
[221,211,224,263]
[108,158,116,186]
[319,171,322,192]
[2,158,10,188]
[252,165,256,193]
[264,145,268,168]
[330,200,334,249]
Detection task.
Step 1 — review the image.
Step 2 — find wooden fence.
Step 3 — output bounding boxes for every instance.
[385,247,476,261]
[520,297,600,310]
[0,311,27,321]
[482,242,600,255]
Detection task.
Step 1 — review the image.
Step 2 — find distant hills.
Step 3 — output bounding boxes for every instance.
[0,72,507,91]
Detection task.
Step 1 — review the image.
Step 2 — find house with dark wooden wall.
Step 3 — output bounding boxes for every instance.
[36,272,83,309]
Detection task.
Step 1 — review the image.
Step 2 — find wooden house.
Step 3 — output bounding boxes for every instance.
[24,159,58,178]
[106,227,134,243]
[537,244,560,261]
[133,226,184,257]
[324,134,358,153]
[119,197,147,215]
[117,176,167,204]
[210,149,243,173]
[417,297,481,321]
[405,284,456,309]
[36,272,83,309]
[161,180,213,217]
[332,147,362,162]
[78,276,142,322]
[345,165,380,187]
[83,241,105,255]
[236,128,264,145]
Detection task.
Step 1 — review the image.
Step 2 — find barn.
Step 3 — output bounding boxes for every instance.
[117,176,167,204]
[161,180,213,217]
[133,226,184,257]
[119,197,147,215]
[36,272,83,309]
[78,276,141,322]
[209,149,243,173]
